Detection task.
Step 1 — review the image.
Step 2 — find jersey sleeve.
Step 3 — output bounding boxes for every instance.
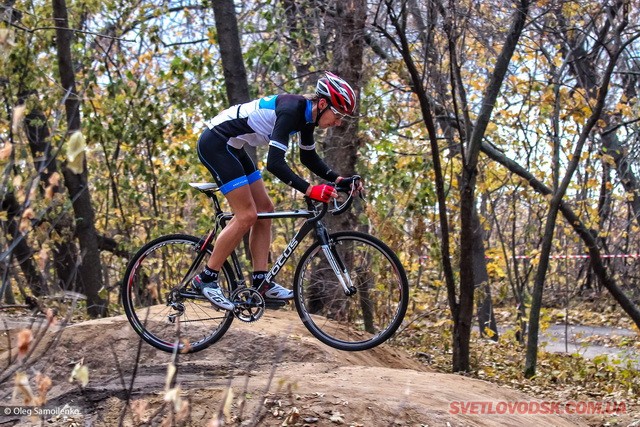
[266,145,310,193]
[266,111,310,193]
[299,127,339,182]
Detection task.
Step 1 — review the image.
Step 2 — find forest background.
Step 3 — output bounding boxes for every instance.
[1,0,640,414]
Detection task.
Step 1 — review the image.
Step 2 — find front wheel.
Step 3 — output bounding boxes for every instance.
[293,231,409,351]
[121,234,237,353]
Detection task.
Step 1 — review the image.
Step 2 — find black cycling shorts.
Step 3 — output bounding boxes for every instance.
[197,128,262,194]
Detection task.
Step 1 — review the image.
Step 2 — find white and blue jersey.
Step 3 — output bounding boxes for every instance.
[198,94,338,194]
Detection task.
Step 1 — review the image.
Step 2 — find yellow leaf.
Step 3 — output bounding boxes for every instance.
[222,387,234,421]
[19,208,35,233]
[0,28,15,47]
[13,372,34,405]
[601,154,616,166]
[0,28,15,58]
[0,143,13,161]
[69,362,89,387]
[66,131,86,174]
[483,326,496,338]
[12,105,25,134]
[131,400,149,424]
[45,172,61,200]
[165,363,176,391]
[17,329,33,360]
[164,387,184,412]
[35,372,52,406]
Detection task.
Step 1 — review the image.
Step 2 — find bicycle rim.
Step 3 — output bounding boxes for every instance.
[294,231,408,351]
[121,234,235,353]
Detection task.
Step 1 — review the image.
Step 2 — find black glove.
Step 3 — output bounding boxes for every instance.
[335,175,361,193]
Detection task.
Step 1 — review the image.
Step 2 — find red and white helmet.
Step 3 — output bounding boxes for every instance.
[316,71,357,116]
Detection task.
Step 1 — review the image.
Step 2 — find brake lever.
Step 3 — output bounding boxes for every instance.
[332,197,340,210]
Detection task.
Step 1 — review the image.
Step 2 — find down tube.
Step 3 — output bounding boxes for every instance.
[265,220,316,284]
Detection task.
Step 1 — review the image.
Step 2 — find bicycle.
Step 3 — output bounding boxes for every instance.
[121,177,409,352]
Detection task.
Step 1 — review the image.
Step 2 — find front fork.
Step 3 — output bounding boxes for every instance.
[315,224,357,296]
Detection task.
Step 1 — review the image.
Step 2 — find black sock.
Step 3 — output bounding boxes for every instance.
[252,271,268,288]
[200,266,219,283]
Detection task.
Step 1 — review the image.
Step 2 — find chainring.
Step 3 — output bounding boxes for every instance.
[231,288,265,322]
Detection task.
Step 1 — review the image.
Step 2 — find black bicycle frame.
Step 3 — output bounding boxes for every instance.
[260,210,330,284]
[196,199,331,289]
[186,183,355,296]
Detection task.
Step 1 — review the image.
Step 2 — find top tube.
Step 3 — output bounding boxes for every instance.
[190,182,340,222]
[257,210,314,219]
[217,210,314,221]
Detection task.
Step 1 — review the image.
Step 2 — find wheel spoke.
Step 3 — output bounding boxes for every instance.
[294,232,408,351]
[122,235,235,353]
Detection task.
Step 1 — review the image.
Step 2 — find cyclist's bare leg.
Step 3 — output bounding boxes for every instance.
[248,179,274,271]
[206,185,257,271]
[246,178,292,299]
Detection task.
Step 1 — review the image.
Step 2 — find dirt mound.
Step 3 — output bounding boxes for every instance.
[0,311,593,426]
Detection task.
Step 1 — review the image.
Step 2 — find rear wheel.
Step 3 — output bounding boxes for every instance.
[293,231,408,351]
[121,234,236,353]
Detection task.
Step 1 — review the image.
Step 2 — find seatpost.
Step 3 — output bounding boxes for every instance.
[210,192,223,214]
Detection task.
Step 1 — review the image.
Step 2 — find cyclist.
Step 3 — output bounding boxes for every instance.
[193,72,362,310]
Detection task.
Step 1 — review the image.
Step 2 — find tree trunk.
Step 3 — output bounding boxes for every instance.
[212,0,254,161]
[23,105,78,291]
[52,0,106,317]
[212,0,255,265]
[324,0,365,232]
[436,111,499,342]
[281,0,314,85]
[554,4,640,226]
[0,192,47,296]
[375,1,457,371]
[456,0,531,371]
[456,167,477,371]
[472,207,498,341]
[212,0,250,105]
[481,141,640,330]
[525,6,628,377]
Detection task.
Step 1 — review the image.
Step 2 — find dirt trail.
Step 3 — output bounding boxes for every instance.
[0,311,607,426]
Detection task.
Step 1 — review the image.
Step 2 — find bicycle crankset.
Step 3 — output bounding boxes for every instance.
[231,288,265,322]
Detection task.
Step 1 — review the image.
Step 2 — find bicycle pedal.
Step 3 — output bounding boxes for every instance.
[264,299,288,309]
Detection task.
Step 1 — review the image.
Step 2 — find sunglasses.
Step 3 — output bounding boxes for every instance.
[329,106,348,119]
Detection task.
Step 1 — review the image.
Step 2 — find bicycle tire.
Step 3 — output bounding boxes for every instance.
[293,231,408,351]
[121,234,236,353]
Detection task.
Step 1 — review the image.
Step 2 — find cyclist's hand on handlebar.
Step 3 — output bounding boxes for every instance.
[307,184,338,203]
[336,175,364,195]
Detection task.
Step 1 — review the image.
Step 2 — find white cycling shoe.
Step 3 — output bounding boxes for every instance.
[260,282,294,300]
[202,286,235,311]
[192,275,234,311]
